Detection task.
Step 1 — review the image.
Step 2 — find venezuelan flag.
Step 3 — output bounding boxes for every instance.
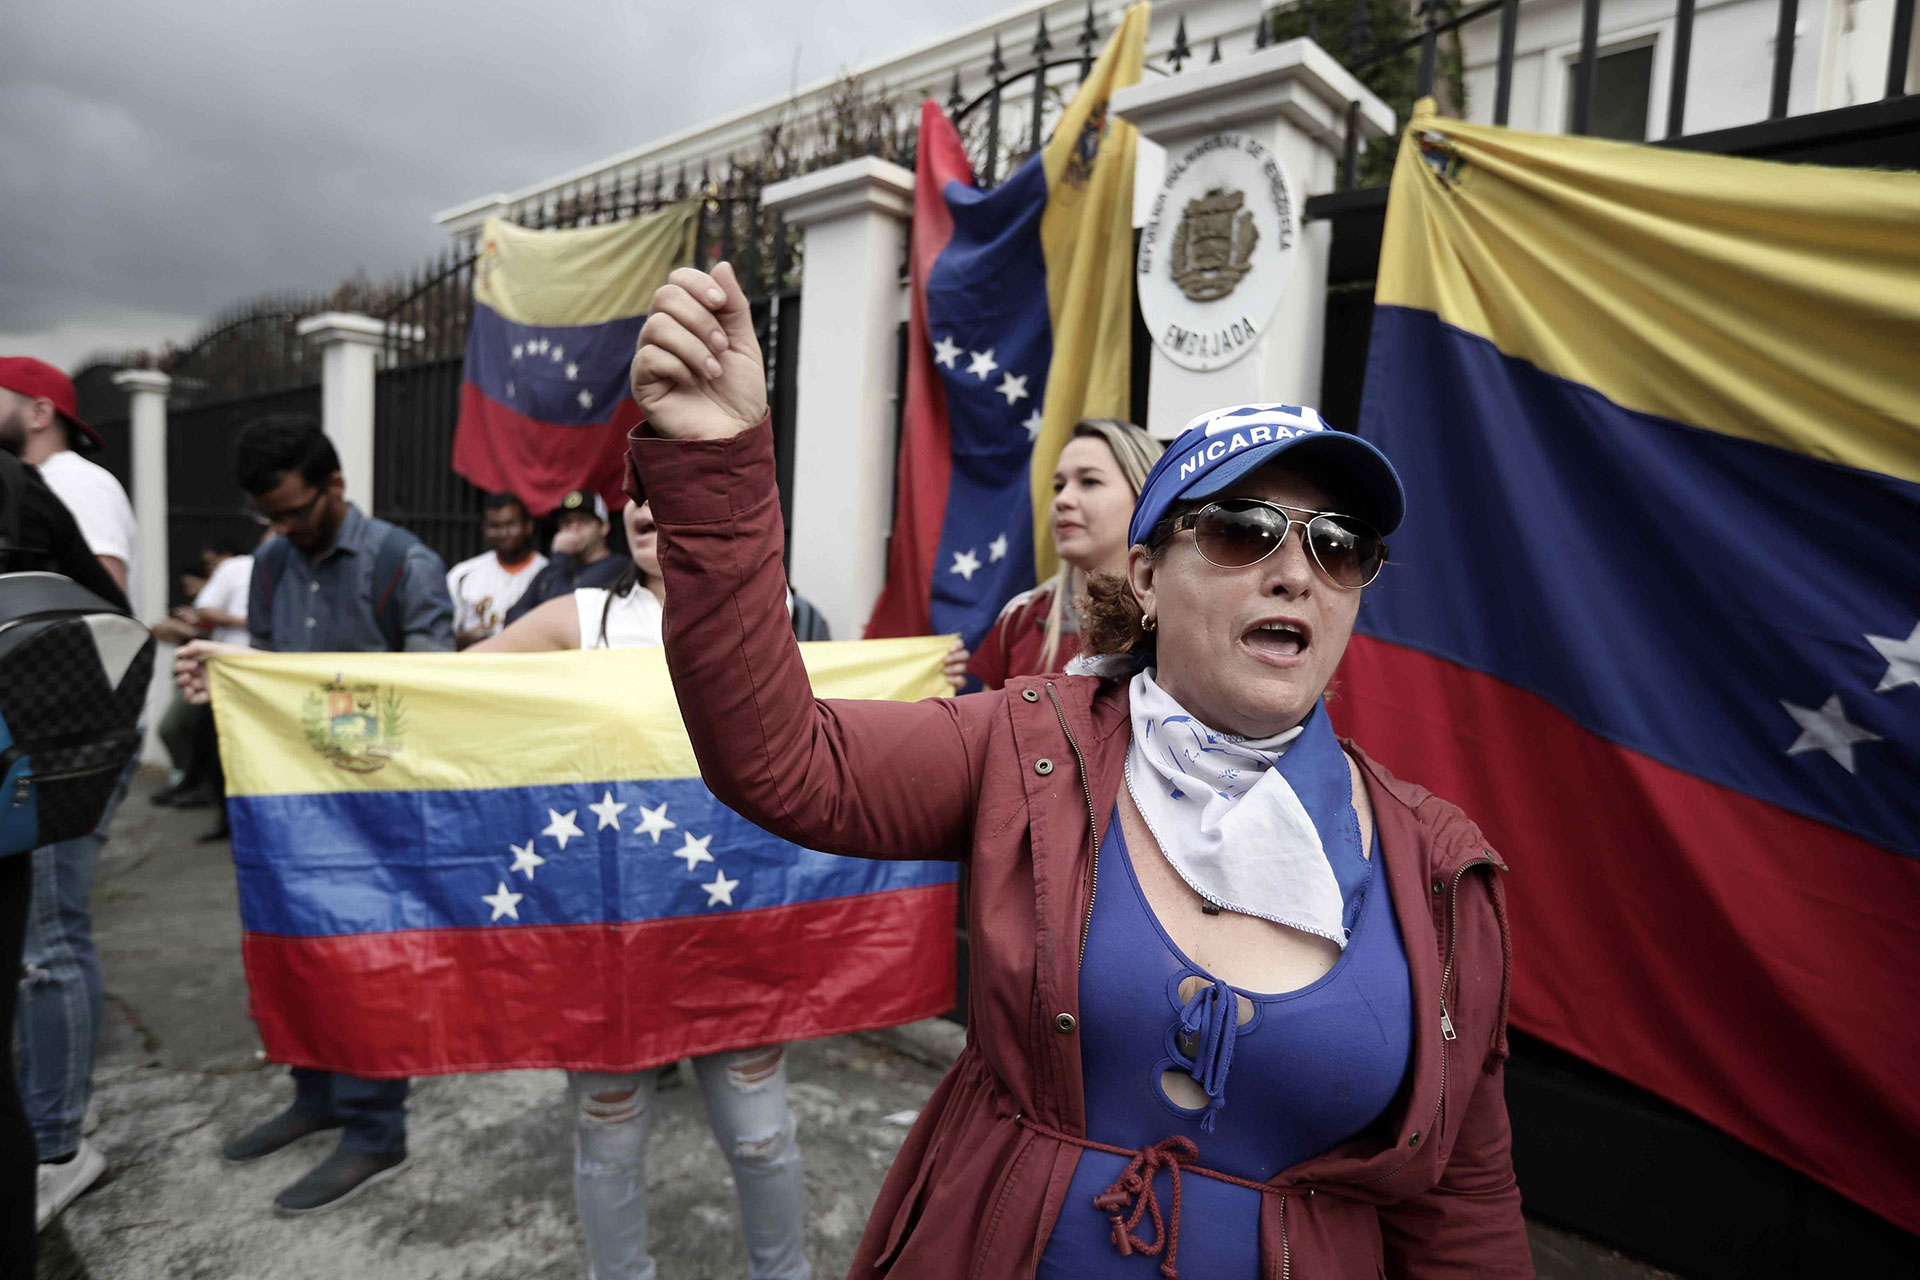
[1337,101,1920,1232]
[210,639,957,1077]
[453,204,696,512]
[865,2,1146,643]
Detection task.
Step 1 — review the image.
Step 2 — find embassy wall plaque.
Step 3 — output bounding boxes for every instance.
[1137,132,1297,372]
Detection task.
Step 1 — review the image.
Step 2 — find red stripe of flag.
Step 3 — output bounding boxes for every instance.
[1332,634,1920,1234]
[243,884,958,1077]
[453,382,638,515]
[864,101,974,639]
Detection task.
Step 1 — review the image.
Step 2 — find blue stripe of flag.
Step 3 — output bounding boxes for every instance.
[231,777,956,937]
[462,304,644,426]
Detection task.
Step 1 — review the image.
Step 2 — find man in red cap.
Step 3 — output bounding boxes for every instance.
[0,356,142,1235]
[0,358,139,609]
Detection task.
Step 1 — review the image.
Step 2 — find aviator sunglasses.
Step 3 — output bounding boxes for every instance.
[1153,498,1388,589]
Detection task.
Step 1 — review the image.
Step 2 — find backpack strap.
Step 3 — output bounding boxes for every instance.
[370,526,413,652]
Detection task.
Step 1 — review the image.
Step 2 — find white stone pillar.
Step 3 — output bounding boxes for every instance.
[295,312,388,509]
[111,369,172,764]
[759,157,914,641]
[111,369,171,621]
[1114,40,1395,436]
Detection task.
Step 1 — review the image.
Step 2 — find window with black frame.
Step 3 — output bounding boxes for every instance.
[1569,42,1657,141]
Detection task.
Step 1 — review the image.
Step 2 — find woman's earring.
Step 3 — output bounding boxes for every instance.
[1142,613,1157,632]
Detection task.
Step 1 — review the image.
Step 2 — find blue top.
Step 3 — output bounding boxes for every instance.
[248,505,454,654]
[1037,812,1412,1279]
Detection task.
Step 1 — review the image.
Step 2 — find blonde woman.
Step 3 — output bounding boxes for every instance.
[963,418,1162,689]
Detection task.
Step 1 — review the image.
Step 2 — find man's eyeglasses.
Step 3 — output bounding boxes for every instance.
[246,489,325,528]
[1152,498,1388,589]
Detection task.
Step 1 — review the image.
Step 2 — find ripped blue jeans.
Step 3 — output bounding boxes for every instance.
[569,1046,810,1280]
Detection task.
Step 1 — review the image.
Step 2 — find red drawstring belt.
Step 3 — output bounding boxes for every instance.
[1016,1115,1290,1280]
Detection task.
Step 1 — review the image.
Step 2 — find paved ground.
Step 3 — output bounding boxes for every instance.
[37,769,1679,1279]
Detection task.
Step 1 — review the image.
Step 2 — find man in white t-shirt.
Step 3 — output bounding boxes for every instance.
[183,540,254,647]
[0,358,140,614]
[446,492,545,649]
[0,356,144,1232]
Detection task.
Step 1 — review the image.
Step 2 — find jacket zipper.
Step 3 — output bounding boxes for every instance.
[1043,683,1100,964]
[1279,1193,1291,1280]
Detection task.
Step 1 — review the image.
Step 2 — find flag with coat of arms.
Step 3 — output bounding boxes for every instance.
[209,640,958,1076]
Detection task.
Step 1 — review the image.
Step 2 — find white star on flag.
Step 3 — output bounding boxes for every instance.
[512,343,525,360]
[967,349,999,380]
[1866,621,1920,692]
[577,389,593,410]
[951,549,982,582]
[988,534,1009,562]
[996,373,1029,406]
[508,841,545,880]
[633,802,676,843]
[565,363,578,381]
[588,791,628,830]
[1781,694,1883,773]
[482,881,524,921]
[534,337,548,354]
[932,336,962,368]
[543,808,584,849]
[550,346,565,362]
[702,870,740,907]
[674,832,714,871]
[1024,410,1044,440]
[506,380,516,399]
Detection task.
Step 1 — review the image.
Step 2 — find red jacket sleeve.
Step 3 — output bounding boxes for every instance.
[630,420,998,863]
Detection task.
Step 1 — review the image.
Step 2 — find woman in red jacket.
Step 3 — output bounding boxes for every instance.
[627,263,1531,1279]
[963,418,1162,689]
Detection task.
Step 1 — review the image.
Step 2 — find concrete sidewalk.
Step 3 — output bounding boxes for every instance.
[39,769,1678,1279]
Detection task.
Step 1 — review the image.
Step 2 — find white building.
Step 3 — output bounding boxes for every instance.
[439,0,1916,235]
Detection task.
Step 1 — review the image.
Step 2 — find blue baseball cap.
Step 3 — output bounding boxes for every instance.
[1127,404,1405,546]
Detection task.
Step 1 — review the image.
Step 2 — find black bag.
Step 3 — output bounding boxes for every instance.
[0,453,154,857]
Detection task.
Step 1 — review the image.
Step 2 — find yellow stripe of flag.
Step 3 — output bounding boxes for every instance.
[211,637,954,798]
[474,203,699,328]
[1376,100,1920,484]
[1030,1,1151,580]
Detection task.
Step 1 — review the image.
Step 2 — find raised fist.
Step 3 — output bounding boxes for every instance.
[629,262,768,441]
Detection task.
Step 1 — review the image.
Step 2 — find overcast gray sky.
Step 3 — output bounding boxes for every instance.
[0,0,1021,370]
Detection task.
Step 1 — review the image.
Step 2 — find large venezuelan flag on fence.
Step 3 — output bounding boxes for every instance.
[1336,101,1920,1231]
[453,204,696,512]
[865,2,1146,645]
[210,639,957,1077]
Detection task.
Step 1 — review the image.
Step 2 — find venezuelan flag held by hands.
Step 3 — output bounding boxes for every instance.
[210,638,958,1077]
[1337,101,1920,1232]
[453,204,696,513]
[865,2,1147,644]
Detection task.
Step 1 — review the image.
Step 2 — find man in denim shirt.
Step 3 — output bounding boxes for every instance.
[182,414,452,1214]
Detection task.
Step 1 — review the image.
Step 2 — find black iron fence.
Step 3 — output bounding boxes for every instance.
[375,172,800,569]
[1328,0,1920,188]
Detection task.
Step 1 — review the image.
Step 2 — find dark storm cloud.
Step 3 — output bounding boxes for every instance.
[0,0,1012,365]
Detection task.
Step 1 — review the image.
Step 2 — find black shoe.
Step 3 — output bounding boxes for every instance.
[167,785,220,810]
[150,783,189,806]
[196,815,231,843]
[273,1144,407,1215]
[220,1108,341,1164]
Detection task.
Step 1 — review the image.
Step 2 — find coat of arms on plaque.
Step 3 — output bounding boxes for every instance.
[1169,187,1261,302]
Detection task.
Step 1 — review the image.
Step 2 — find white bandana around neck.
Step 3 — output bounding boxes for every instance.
[1125,670,1352,948]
